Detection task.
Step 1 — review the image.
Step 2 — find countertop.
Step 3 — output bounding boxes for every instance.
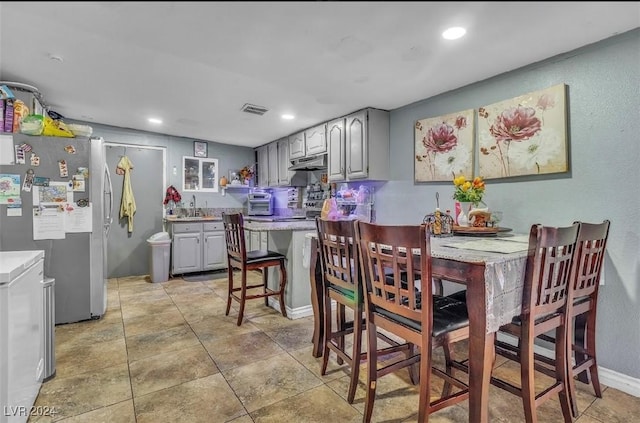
[164,216,222,222]
[243,220,316,231]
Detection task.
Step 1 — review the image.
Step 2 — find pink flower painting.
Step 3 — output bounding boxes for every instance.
[415,109,474,182]
[478,84,568,179]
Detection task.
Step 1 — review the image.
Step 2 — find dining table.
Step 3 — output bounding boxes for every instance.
[308,231,530,423]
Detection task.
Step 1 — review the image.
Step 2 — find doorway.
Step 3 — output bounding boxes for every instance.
[105,143,166,278]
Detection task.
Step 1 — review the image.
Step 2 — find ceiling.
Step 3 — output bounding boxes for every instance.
[1,2,638,148]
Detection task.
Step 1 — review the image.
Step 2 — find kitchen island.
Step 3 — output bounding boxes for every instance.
[243,219,317,319]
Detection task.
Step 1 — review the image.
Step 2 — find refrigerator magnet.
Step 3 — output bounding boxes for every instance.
[33,176,50,187]
[30,153,40,166]
[59,160,68,177]
[14,145,25,164]
[72,174,85,192]
[22,169,34,192]
[64,145,76,154]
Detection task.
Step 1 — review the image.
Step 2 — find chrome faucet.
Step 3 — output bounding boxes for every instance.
[191,194,197,217]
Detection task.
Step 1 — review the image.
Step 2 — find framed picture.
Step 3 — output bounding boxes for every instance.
[193,141,208,158]
[414,109,475,182]
[478,84,568,179]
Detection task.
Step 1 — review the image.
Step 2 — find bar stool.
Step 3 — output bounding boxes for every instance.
[222,212,288,326]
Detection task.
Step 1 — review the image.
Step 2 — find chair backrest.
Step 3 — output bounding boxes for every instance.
[315,218,360,301]
[355,221,431,327]
[570,220,610,300]
[222,212,247,265]
[521,223,580,319]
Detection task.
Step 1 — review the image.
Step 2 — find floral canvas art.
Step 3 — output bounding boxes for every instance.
[414,109,474,182]
[478,84,568,179]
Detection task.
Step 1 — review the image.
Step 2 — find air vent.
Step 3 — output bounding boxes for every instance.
[241,103,268,116]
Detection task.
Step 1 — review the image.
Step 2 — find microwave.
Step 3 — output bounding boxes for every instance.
[247,192,274,216]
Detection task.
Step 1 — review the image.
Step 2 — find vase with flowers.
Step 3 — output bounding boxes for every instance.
[239,165,255,186]
[452,176,486,226]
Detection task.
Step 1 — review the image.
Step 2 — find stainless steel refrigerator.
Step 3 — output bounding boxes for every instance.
[0,134,112,324]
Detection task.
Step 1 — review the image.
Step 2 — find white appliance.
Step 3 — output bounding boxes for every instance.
[0,250,45,423]
[247,192,274,216]
[0,135,111,324]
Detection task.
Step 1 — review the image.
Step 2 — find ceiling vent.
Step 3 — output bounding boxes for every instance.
[241,103,268,116]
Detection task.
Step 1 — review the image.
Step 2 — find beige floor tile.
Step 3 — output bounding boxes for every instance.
[125,324,201,362]
[120,300,179,320]
[190,315,260,343]
[129,344,219,397]
[289,345,353,382]
[262,319,315,352]
[122,308,187,337]
[55,337,128,378]
[202,331,285,371]
[55,320,123,350]
[162,280,214,296]
[227,415,255,423]
[133,373,246,423]
[33,363,131,421]
[50,399,136,423]
[250,385,361,423]
[224,353,323,413]
[582,387,640,423]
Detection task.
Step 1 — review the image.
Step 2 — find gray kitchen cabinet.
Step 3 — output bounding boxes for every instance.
[277,137,294,186]
[246,230,268,251]
[267,142,279,186]
[170,221,226,275]
[288,131,305,160]
[203,222,227,270]
[304,123,327,156]
[256,145,269,187]
[171,224,202,274]
[327,117,346,182]
[330,108,390,182]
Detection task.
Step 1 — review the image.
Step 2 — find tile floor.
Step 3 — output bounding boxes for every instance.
[29,271,639,422]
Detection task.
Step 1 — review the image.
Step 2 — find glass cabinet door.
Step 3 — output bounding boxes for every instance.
[183,156,219,192]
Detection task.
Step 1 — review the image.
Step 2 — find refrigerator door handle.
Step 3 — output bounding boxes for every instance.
[104,163,114,237]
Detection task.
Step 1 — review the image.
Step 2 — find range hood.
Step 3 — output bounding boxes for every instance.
[288,154,327,171]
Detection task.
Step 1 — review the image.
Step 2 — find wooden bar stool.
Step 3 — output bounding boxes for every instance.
[222,212,287,326]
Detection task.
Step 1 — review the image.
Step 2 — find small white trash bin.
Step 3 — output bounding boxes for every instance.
[147,232,171,283]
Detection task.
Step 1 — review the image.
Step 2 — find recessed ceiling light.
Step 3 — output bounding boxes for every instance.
[442,27,466,40]
[148,118,163,124]
[281,114,295,120]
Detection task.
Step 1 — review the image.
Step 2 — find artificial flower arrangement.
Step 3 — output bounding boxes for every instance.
[239,165,255,183]
[452,175,485,206]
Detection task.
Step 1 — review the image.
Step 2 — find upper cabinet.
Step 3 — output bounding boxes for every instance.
[182,156,219,192]
[267,142,279,186]
[256,145,269,187]
[304,123,327,156]
[328,108,390,182]
[277,138,293,186]
[288,131,305,160]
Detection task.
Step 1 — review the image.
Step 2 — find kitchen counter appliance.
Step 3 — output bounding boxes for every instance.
[247,191,274,216]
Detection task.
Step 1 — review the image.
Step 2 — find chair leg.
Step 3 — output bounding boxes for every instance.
[417,343,432,423]
[236,268,248,326]
[347,303,363,404]
[278,259,287,318]
[263,268,269,306]
[363,318,378,423]
[336,304,345,366]
[225,265,233,316]
[520,331,537,423]
[408,343,419,385]
[585,311,602,398]
[442,341,454,397]
[556,326,573,423]
[320,291,333,376]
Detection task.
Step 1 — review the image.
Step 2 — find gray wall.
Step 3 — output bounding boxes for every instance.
[77,121,256,210]
[376,29,640,380]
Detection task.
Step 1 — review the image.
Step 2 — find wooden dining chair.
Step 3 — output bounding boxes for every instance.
[533,220,611,416]
[315,218,408,403]
[491,223,580,423]
[355,221,470,423]
[221,212,288,326]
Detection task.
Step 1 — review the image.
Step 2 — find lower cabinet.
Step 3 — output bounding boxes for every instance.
[246,229,268,251]
[170,221,227,275]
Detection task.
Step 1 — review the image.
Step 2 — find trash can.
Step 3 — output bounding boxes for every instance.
[42,277,56,381]
[147,232,171,283]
